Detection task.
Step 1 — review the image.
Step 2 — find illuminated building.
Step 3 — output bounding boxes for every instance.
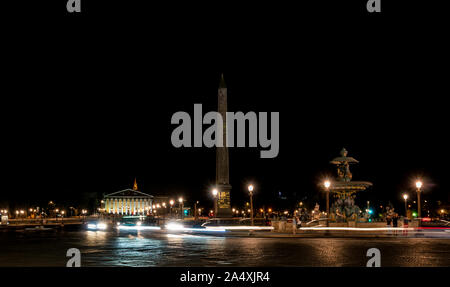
[103,178,154,215]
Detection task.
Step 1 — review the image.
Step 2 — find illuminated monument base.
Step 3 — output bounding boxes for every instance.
[216,184,232,218]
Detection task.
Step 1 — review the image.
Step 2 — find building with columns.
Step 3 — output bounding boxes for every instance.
[104,179,154,215]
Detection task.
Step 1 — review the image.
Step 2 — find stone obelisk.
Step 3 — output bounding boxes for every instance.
[216,74,232,217]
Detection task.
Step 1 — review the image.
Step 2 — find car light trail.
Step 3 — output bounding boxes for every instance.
[181,227,226,232]
[166,223,226,232]
[299,227,450,231]
[166,222,184,230]
[204,226,274,231]
[414,227,450,230]
[117,225,161,231]
[87,223,108,230]
[298,227,416,231]
[87,224,97,230]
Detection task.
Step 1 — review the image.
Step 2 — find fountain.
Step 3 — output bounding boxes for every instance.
[328,148,372,223]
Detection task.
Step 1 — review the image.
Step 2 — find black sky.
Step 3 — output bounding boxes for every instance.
[1,1,449,212]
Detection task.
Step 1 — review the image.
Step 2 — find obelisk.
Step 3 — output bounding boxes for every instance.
[216,74,232,217]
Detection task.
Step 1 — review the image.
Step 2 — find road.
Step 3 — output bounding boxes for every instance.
[1,230,449,267]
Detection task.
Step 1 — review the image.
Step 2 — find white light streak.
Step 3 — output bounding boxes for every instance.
[117,225,161,231]
[205,226,274,231]
[298,227,415,231]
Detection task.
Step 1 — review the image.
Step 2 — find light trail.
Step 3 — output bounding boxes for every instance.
[117,225,161,231]
[87,223,108,230]
[298,227,450,231]
[299,227,415,231]
[204,226,274,231]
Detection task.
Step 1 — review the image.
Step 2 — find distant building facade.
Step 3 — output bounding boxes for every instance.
[104,179,154,215]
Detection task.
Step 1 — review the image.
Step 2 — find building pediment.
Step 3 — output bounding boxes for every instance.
[105,189,153,198]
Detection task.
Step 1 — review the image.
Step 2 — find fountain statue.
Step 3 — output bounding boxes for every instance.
[312,203,321,220]
[328,148,372,222]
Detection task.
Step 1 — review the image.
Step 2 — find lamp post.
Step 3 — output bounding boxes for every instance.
[403,194,408,218]
[194,201,199,221]
[178,197,184,219]
[212,189,218,218]
[324,180,331,227]
[248,185,254,226]
[61,210,65,225]
[416,180,422,219]
[162,202,167,219]
[169,200,174,217]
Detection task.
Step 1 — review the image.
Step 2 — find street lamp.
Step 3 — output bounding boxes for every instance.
[415,180,423,219]
[82,209,87,223]
[324,180,331,226]
[403,194,408,218]
[169,199,174,217]
[212,189,218,218]
[415,181,423,189]
[178,197,184,219]
[248,185,254,226]
[194,201,199,221]
[55,208,60,223]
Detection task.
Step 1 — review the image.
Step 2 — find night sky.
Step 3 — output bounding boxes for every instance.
[2,1,448,213]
